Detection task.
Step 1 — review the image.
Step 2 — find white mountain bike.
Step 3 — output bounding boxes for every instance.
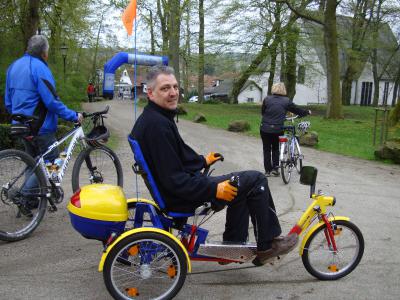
[0,106,123,241]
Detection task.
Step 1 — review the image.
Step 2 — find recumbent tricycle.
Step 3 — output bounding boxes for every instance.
[67,137,364,300]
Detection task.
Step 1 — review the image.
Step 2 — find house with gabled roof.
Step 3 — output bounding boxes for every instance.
[237,16,400,106]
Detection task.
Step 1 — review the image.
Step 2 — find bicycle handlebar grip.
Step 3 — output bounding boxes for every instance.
[229,175,240,188]
[214,153,224,162]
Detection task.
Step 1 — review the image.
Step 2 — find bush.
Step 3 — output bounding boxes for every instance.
[204,99,221,104]
[0,124,23,150]
[0,96,11,123]
[389,100,400,126]
[0,123,72,151]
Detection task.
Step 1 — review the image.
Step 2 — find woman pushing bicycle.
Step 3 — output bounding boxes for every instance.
[260,82,311,177]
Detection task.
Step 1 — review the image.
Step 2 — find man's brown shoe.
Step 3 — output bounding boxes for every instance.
[252,234,298,266]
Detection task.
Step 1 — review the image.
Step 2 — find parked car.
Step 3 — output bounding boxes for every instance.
[189,96,198,103]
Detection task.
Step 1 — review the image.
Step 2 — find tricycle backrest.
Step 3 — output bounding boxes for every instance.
[128,136,167,210]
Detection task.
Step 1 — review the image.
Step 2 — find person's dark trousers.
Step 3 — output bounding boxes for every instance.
[22,133,59,191]
[260,130,282,173]
[210,170,282,251]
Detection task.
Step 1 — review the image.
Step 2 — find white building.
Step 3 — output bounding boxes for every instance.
[238,18,400,106]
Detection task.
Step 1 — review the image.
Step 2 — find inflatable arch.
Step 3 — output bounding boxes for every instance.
[102,52,169,99]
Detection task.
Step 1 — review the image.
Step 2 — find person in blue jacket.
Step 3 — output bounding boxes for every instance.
[4,35,83,214]
[5,34,83,157]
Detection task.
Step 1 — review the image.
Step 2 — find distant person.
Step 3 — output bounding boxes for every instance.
[4,35,83,214]
[260,82,311,177]
[87,82,95,102]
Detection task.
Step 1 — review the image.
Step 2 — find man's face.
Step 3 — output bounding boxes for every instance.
[147,73,179,110]
[42,51,49,62]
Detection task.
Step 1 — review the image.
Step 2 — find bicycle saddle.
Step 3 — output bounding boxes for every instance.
[11,114,38,124]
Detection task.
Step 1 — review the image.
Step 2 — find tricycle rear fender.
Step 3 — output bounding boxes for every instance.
[98,227,191,272]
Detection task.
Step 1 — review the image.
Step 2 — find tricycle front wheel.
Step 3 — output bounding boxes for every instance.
[301,220,364,280]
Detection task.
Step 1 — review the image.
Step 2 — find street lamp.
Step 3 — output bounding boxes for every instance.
[60,43,68,82]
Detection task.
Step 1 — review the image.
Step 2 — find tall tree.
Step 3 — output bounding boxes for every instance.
[23,0,41,48]
[198,0,205,103]
[370,0,383,107]
[340,0,373,105]
[279,0,343,119]
[283,22,300,100]
[181,2,191,101]
[230,2,284,103]
[169,0,181,85]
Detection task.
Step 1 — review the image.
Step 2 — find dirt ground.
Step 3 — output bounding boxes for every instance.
[1,99,399,300]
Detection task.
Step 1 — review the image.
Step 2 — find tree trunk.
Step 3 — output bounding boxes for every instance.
[324,0,342,119]
[371,0,383,107]
[341,75,353,105]
[23,0,40,49]
[198,0,205,103]
[268,38,278,96]
[92,12,104,81]
[279,40,286,84]
[149,10,155,55]
[341,0,371,105]
[231,17,281,103]
[169,0,181,87]
[157,0,169,55]
[182,5,191,101]
[371,47,379,106]
[392,66,400,107]
[284,24,299,100]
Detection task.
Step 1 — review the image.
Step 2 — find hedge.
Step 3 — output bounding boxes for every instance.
[0,124,72,151]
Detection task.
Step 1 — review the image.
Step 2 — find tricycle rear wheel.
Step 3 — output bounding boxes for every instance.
[103,231,187,300]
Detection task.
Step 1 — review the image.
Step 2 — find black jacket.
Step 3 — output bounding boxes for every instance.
[260,95,309,133]
[130,101,218,212]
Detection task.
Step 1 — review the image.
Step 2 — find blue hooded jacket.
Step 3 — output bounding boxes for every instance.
[5,54,78,135]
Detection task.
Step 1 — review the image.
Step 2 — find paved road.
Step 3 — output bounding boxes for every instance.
[1,99,399,300]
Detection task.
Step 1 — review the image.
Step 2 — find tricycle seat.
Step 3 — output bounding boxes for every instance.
[128,136,208,219]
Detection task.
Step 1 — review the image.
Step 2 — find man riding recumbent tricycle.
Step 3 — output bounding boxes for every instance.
[67,138,364,300]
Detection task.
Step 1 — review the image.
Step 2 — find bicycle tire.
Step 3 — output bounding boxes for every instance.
[294,138,303,173]
[103,231,187,300]
[71,145,123,192]
[280,141,292,184]
[301,220,364,280]
[0,149,47,241]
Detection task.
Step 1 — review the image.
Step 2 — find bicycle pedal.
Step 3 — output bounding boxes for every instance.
[48,205,58,213]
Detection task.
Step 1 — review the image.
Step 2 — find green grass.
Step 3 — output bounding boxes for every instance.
[178,103,400,161]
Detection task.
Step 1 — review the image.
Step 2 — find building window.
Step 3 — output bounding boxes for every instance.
[249,85,254,91]
[360,82,373,106]
[298,65,306,84]
[383,82,389,105]
[247,98,254,103]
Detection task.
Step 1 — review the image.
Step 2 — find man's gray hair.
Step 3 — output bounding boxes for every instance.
[146,65,175,89]
[27,35,49,57]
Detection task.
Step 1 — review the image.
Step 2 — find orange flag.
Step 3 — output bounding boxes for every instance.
[122,0,137,36]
